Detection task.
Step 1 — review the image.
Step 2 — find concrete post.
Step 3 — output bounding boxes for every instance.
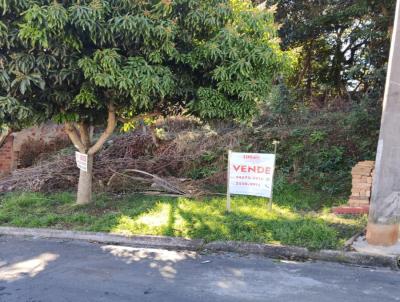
[366,0,400,246]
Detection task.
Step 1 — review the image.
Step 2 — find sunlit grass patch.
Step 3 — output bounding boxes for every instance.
[0,188,366,250]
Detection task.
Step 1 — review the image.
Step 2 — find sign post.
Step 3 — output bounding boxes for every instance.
[227,150,276,211]
[269,140,280,210]
[226,150,232,212]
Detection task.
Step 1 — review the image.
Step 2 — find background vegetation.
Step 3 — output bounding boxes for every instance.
[0,0,395,248]
[1,0,394,196]
[249,0,393,195]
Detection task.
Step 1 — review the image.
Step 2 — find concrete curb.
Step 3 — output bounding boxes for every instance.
[0,227,204,251]
[204,241,400,270]
[0,227,398,270]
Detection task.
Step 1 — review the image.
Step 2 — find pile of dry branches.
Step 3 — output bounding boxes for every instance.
[0,119,242,196]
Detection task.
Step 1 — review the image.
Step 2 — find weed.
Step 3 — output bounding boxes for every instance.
[0,186,365,250]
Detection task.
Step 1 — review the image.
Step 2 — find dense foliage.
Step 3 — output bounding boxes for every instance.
[246,0,395,194]
[0,0,290,130]
[0,0,396,200]
[264,0,395,102]
[1,0,292,203]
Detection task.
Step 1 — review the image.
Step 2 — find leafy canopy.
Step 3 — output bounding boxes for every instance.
[0,0,292,130]
[266,0,395,99]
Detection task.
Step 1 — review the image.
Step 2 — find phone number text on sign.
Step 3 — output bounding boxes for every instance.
[228,152,275,198]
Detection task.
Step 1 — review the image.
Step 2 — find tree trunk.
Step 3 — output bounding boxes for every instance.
[65,103,116,205]
[76,154,94,205]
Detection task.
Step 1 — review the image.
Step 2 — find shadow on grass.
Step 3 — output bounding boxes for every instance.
[176,206,340,250]
[273,185,346,211]
[163,201,177,237]
[0,192,363,250]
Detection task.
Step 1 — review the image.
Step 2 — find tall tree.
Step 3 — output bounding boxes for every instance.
[265,0,396,102]
[0,0,292,204]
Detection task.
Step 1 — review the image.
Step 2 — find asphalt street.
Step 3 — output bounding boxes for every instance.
[0,235,399,302]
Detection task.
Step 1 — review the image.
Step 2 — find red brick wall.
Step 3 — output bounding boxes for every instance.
[0,136,14,175]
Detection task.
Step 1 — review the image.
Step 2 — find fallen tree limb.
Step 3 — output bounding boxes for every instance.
[107,168,187,196]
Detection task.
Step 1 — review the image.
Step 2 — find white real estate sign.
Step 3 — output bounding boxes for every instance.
[227,151,276,201]
[75,151,88,172]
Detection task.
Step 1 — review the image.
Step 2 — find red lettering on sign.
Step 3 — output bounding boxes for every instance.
[232,165,272,174]
[233,165,241,172]
[243,155,260,160]
[248,166,256,172]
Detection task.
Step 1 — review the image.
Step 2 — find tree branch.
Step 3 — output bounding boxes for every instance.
[65,122,85,153]
[79,122,91,151]
[88,103,116,155]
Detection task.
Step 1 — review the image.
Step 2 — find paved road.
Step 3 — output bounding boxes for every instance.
[0,236,399,302]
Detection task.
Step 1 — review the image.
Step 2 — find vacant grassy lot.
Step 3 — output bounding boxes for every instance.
[0,186,366,250]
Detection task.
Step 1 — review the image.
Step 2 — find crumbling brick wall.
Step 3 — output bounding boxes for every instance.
[0,123,69,175]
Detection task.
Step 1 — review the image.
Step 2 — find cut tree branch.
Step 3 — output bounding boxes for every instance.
[88,103,116,155]
[107,168,187,195]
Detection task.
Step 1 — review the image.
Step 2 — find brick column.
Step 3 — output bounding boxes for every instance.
[332,161,374,215]
[349,161,374,207]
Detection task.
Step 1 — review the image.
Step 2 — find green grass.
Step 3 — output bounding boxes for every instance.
[0,187,366,250]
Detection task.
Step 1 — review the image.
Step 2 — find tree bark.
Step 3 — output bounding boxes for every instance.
[65,122,85,153]
[79,122,91,151]
[88,104,116,155]
[76,154,93,205]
